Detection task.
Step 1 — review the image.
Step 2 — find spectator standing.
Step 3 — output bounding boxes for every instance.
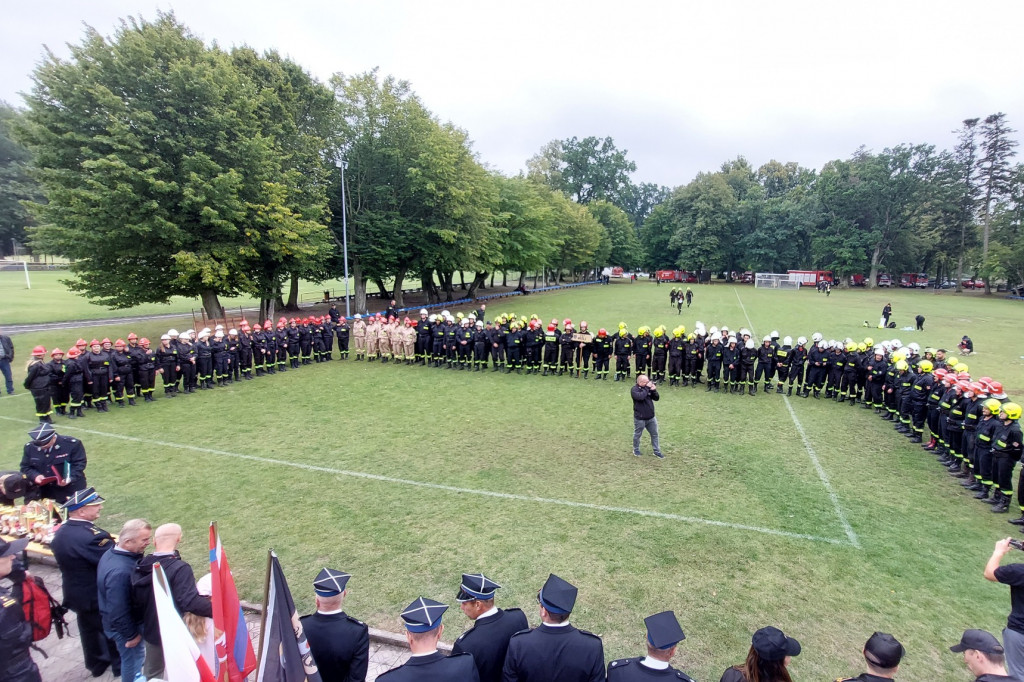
[0,328,14,395]
[985,537,1024,679]
[49,488,118,677]
[97,519,152,682]
[950,629,1019,681]
[836,631,905,681]
[720,626,800,682]
[631,375,664,458]
[132,523,213,680]
[882,303,892,328]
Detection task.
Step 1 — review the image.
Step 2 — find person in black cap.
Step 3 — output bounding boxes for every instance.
[607,610,694,681]
[950,629,1018,681]
[720,626,800,682]
[986,537,1024,679]
[451,573,529,682]
[299,568,369,682]
[377,597,479,681]
[503,573,605,682]
[836,631,905,681]
[49,487,119,677]
[0,536,40,682]
[19,423,88,505]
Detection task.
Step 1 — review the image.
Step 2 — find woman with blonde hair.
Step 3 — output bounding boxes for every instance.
[184,573,216,670]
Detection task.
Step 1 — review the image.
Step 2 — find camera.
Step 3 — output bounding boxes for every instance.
[1009,539,1024,551]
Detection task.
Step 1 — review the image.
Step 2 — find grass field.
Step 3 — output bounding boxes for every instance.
[1,282,1023,680]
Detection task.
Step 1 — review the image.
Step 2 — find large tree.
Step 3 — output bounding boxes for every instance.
[976,112,1018,292]
[588,200,644,269]
[527,135,637,207]
[0,103,43,258]
[18,13,332,317]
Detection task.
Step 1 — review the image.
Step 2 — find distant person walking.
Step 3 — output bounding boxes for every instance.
[882,303,892,328]
[0,328,14,395]
[685,288,693,307]
[631,375,664,458]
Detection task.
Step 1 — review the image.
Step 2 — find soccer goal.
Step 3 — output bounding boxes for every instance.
[755,273,800,290]
[0,261,31,289]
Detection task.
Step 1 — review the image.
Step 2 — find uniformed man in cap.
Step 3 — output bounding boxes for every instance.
[377,597,479,681]
[50,487,119,677]
[19,423,88,505]
[949,629,1017,681]
[0,536,40,682]
[451,573,528,682]
[300,568,369,682]
[503,574,605,682]
[835,631,905,681]
[607,611,693,681]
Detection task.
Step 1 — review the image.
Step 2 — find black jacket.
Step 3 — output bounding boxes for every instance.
[377,650,479,682]
[0,334,13,362]
[20,435,88,504]
[50,519,113,612]
[607,657,694,681]
[503,623,605,682]
[132,552,213,645]
[452,608,529,682]
[300,610,369,682]
[0,561,39,682]
[631,384,659,420]
[23,363,49,392]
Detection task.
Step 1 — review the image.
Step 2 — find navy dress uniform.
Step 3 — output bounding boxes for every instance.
[451,573,529,682]
[503,574,605,682]
[607,611,694,681]
[377,598,479,682]
[19,423,87,505]
[300,568,369,682]
[49,488,118,677]
[835,631,905,682]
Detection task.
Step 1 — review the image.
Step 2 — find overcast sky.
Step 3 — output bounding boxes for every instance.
[3,0,1023,189]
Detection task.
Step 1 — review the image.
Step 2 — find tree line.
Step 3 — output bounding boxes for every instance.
[1,12,1021,320]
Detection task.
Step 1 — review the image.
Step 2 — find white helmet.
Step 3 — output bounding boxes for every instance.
[819,340,829,350]
[420,308,428,316]
[908,342,920,353]
[201,327,211,335]
[167,329,179,337]
[695,320,704,329]
[475,321,483,328]
[354,313,362,319]
[797,336,807,346]
[763,335,771,343]
[441,310,450,318]
[728,336,737,345]
[228,329,237,335]
[721,325,729,332]
[745,339,755,349]
[783,336,793,346]
[770,330,779,339]
[709,326,719,335]
[428,314,437,322]
[214,331,224,339]
[891,339,902,349]
[160,334,171,341]
[198,331,209,340]
[711,331,722,341]
[811,332,822,343]
[215,324,224,331]
[740,328,750,337]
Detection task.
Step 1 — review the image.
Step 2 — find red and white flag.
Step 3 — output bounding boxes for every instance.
[154,562,218,682]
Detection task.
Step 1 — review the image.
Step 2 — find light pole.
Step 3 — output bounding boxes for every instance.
[337,158,351,318]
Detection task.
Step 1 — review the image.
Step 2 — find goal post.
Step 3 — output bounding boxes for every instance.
[754,273,800,290]
[0,260,31,289]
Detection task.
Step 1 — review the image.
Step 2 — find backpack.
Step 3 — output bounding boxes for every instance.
[21,575,69,642]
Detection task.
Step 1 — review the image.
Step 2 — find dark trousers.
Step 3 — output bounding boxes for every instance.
[994,453,1016,496]
[73,607,119,675]
[161,364,177,394]
[31,389,52,420]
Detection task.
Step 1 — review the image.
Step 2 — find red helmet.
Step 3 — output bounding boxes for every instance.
[90,339,100,347]
[979,376,993,385]
[67,348,81,358]
[933,368,948,380]
[114,339,126,348]
[32,345,45,355]
[958,372,971,381]
[264,321,273,329]
[988,381,1007,398]
[563,318,572,327]
[598,328,607,337]
[551,318,558,325]
[76,338,87,347]
[127,332,138,341]
[140,338,150,346]
[50,348,64,357]
[101,338,111,345]
[279,316,287,324]
[547,324,556,332]
[970,381,987,395]
[956,380,971,392]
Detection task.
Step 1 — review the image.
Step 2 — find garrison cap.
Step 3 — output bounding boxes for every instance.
[313,568,351,597]
[645,611,686,649]
[28,422,56,445]
[400,597,448,633]
[61,487,104,512]
[864,631,905,668]
[457,573,501,602]
[538,573,577,614]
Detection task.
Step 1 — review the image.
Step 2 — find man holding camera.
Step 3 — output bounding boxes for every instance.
[631,374,664,459]
[985,537,1024,679]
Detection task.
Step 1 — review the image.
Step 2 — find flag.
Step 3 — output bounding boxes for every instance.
[210,522,257,682]
[255,551,321,682]
[154,562,218,682]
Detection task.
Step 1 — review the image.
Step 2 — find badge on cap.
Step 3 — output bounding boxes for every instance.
[61,487,105,511]
[400,597,448,633]
[28,422,56,445]
[538,573,577,615]
[313,568,351,597]
[645,611,686,650]
[457,573,501,602]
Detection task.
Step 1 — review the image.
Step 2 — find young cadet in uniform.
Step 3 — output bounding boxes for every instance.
[473,321,489,371]
[668,327,686,386]
[788,337,808,397]
[506,322,524,373]
[961,383,990,493]
[606,611,694,681]
[178,331,198,392]
[48,348,68,417]
[378,317,393,363]
[452,573,528,682]
[287,319,303,367]
[559,320,577,376]
[755,336,775,394]
[721,626,800,682]
[634,327,653,378]
[834,631,905,682]
[24,346,52,422]
[651,327,670,383]
[992,403,1023,514]
[156,334,179,398]
[0,536,39,682]
[774,336,792,395]
[377,597,479,682]
[740,339,757,395]
[238,321,255,376]
[949,629,1016,682]
[704,331,724,392]
[975,399,1003,504]
[503,574,604,682]
[86,340,113,412]
[592,328,612,380]
[686,331,704,386]
[864,348,887,413]
[300,568,369,682]
[335,316,350,361]
[111,340,136,406]
[51,488,119,677]
[135,339,158,402]
[614,325,634,382]
[908,360,935,443]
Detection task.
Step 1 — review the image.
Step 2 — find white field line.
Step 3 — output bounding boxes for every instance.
[733,288,862,548]
[0,393,29,400]
[0,415,852,547]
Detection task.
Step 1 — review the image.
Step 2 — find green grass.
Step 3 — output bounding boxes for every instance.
[1,282,1023,680]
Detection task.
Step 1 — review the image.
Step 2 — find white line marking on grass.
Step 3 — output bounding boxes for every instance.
[0,415,853,547]
[733,288,862,549]
[0,393,29,400]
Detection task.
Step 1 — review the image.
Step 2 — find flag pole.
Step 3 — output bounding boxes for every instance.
[255,549,273,675]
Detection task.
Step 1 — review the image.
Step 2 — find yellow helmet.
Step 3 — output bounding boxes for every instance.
[918,359,933,373]
[857,342,867,352]
[673,327,683,337]
[957,363,969,374]
[679,325,686,335]
[654,328,664,337]
[896,360,909,371]
[947,357,960,368]
[619,322,627,329]
[619,329,628,337]
[1003,402,1022,421]
[984,398,1003,414]
[687,333,696,342]
[846,342,857,352]
[864,337,874,347]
